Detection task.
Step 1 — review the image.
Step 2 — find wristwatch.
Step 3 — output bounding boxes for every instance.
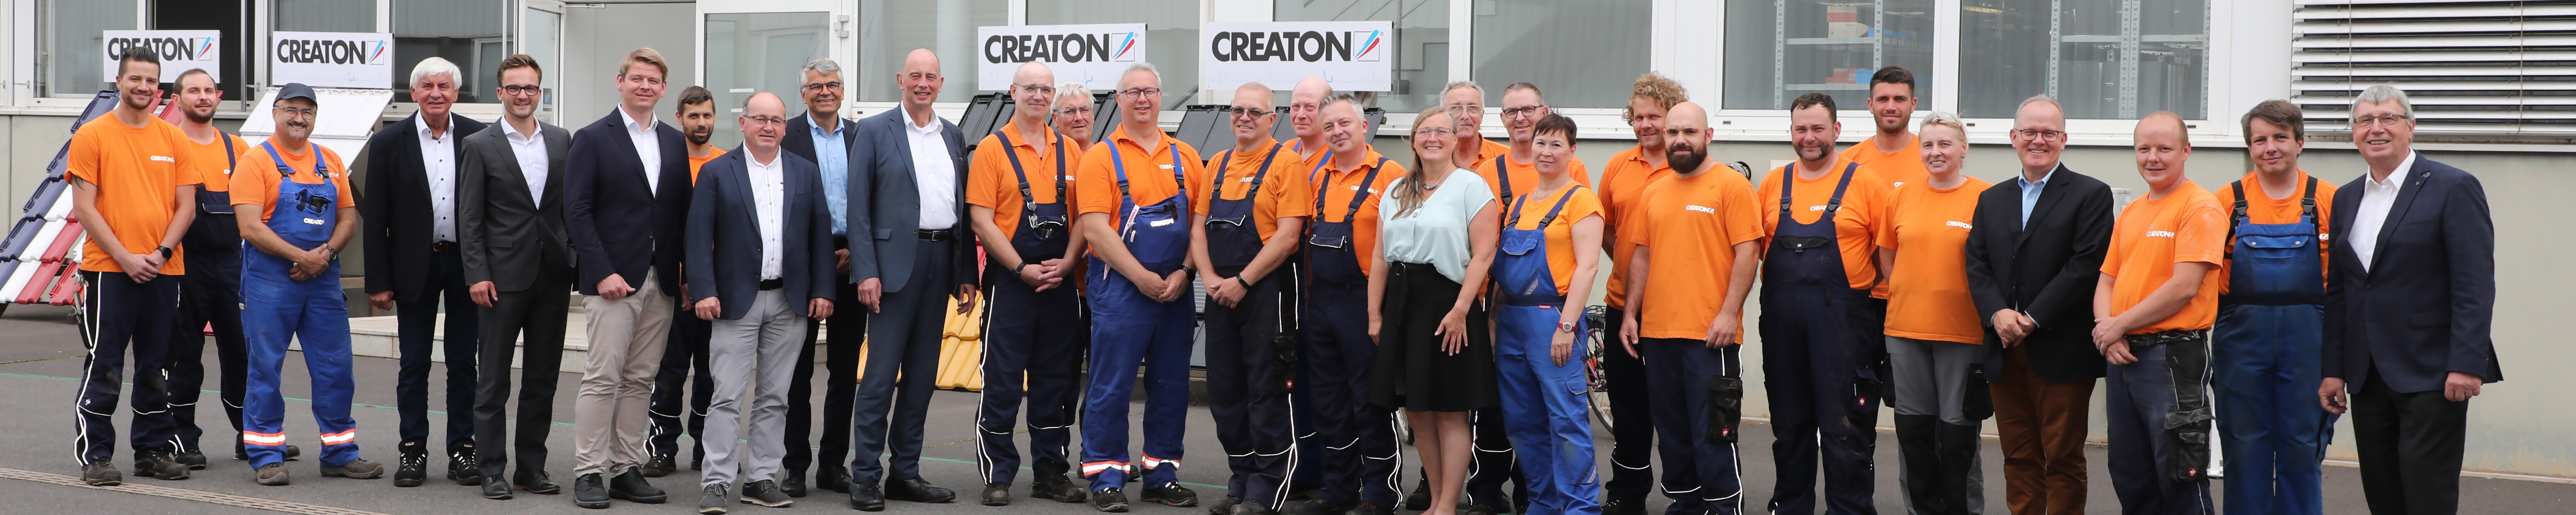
[1014,262,1036,275]
[156,246,173,259]
[1558,321,1578,333]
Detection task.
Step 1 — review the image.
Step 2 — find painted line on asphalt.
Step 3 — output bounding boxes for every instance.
[0,466,397,515]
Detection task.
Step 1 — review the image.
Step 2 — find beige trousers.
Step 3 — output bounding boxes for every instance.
[574,268,674,478]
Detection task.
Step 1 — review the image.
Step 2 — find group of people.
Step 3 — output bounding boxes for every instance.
[64,40,2496,515]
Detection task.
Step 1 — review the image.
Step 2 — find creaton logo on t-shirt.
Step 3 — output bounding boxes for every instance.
[2147,230,2176,238]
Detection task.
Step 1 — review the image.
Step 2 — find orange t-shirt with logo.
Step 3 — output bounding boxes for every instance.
[1629,170,1765,340]
[1878,177,1994,344]
[229,142,357,224]
[1841,135,1927,188]
[1598,146,1673,310]
[187,132,252,193]
[2101,180,2227,334]
[1757,160,1892,291]
[67,116,206,274]
[1191,139,1316,242]
[969,123,1081,243]
[2215,170,2336,295]
[1503,183,1604,297]
[688,147,728,185]
[1074,129,1209,257]
[1311,148,1406,277]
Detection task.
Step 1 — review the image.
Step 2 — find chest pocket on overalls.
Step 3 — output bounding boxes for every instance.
[1205,147,1280,270]
[1498,186,1581,299]
[2224,178,2327,306]
[1303,158,1387,285]
[995,131,1071,258]
[1112,142,1191,272]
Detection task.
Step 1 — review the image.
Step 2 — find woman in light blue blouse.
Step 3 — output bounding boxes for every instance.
[1365,106,1500,515]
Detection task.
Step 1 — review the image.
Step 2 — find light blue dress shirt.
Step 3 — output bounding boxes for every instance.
[2019,165,2057,228]
[808,112,850,235]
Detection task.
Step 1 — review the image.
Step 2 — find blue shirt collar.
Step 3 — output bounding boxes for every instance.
[2019,163,2058,189]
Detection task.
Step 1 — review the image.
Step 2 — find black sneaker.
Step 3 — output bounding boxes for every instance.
[1289,499,1353,515]
[574,473,611,509]
[393,452,427,487]
[81,461,123,486]
[698,483,732,514]
[449,448,481,485]
[515,470,561,494]
[174,450,207,470]
[1033,475,1088,503]
[611,469,668,503]
[1092,488,1131,513]
[1404,478,1430,510]
[780,468,807,498]
[848,478,886,511]
[255,463,290,486]
[134,451,191,480]
[1236,500,1284,515]
[1208,495,1240,515]
[983,482,1012,506]
[642,454,677,478]
[885,477,957,503]
[740,479,794,508]
[1142,483,1199,507]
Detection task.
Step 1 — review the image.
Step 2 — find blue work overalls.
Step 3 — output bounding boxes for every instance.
[2212,178,2333,515]
[1081,143,1195,490]
[238,142,362,469]
[1490,187,1602,515]
[1203,145,1300,509]
[977,130,1088,486]
[1755,163,1882,515]
[1299,157,1404,510]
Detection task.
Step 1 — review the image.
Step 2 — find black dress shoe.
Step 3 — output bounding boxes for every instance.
[1288,499,1352,515]
[515,470,561,495]
[1033,474,1088,503]
[699,483,731,514]
[642,455,676,478]
[1404,478,1430,510]
[483,475,515,499]
[983,482,1012,506]
[817,465,850,493]
[611,469,668,503]
[393,451,427,487]
[1141,483,1199,507]
[740,479,794,508]
[574,473,612,509]
[885,477,957,503]
[1092,488,1130,513]
[449,449,482,485]
[174,450,207,470]
[848,479,886,511]
[1208,495,1239,515]
[780,469,807,498]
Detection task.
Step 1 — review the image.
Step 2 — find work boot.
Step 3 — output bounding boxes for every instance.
[885,477,957,503]
[1601,499,1646,515]
[741,479,794,508]
[134,451,191,480]
[612,469,669,503]
[394,450,427,487]
[780,468,807,498]
[698,483,732,514]
[1235,500,1284,515]
[1355,502,1395,515]
[255,463,290,486]
[574,473,612,509]
[1092,488,1131,513]
[449,448,482,485]
[319,458,384,479]
[174,449,207,470]
[1033,474,1087,503]
[983,482,1013,506]
[642,454,677,478]
[1208,495,1240,515]
[1142,483,1200,507]
[1288,499,1353,515]
[81,461,123,486]
[515,469,561,494]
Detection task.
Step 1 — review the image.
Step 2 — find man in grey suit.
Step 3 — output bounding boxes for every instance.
[844,48,975,511]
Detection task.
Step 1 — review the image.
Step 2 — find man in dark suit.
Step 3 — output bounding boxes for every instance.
[1963,95,2116,515]
[563,48,694,503]
[685,91,839,511]
[779,57,864,497]
[844,48,975,510]
[358,56,489,487]
[2318,85,2499,515]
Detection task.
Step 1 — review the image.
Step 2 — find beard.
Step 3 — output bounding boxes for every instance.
[687,130,712,145]
[184,107,216,124]
[1667,143,1706,175]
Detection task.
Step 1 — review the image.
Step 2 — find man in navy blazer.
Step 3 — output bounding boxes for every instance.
[684,91,838,510]
[843,48,974,510]
[562,48,695,503]
[779,57,864,496]
[2319,86,2500,515]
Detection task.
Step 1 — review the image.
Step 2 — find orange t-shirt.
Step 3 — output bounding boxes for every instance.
[1629,170,1765,340]
[1311,148,1406,276]
[67,116,205,274]
[186,132,251,193]
[687,147,728,185]
[1878,177,1995,344]
[2216,170,2336,296]
[1191,139,1316,242]
[1597,146,1673,310]
[1503,183,1604,297]
[229,142,356,224]
[1757,160,1893,291]
[2101,180,2227,334]
[1472,144,1592,211]
[1841,135,1927,188]
[968,123,1081,243]
[1074,128,1209,256]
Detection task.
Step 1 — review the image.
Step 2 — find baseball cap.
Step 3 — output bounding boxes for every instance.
[276,83,318,104]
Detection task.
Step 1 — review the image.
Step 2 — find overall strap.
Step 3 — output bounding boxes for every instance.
[1493,158,1514,206]
[1109,141,1132,199]
[261,142,294,178]
[2226,180,2249,262]
[998,131,1036,205]
[223,133,236,173]
[2299,176,2319,220]
[1777,165,1797,215]
[1824,161,1858,213]
[1211,146,1282,200]
[1167,144,1186,188]
[1507,185,1585,229]
[1340,157,1391,220]
[1306,150,1334,185]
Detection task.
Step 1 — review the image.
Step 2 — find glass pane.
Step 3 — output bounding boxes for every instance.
[275,0,375,32]
[1964,0,2203,119]
[39,0,137,98]
[1029,0,1199,107]
[704,12,831,149]
[1276,0,1451,113]
[522,7,564,123]
[1471,0,1649,109]
[392,0,508,103]
[1723,0,1936,111]
[1960,0,2049,118]
[858,0,1007,103]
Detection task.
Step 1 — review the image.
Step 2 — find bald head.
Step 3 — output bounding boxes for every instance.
[1009,62,1057,125]
[1012,62,1054,88]
[897,49,944,113]
[742,92,788,155]
[1289,77,1333,143]
[1235,83,1275,108]
[1665,102,1713,174]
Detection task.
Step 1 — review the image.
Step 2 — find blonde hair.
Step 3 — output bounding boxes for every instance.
[619,48,668,77]
[1918,111,1964,138]
[1393,106,1454,219]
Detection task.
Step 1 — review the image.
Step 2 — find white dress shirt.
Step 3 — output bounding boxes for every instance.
[417,118,458,242]
[904,109,959,229]
[2348,151,2417,272]
[501,120,550,201]
[622,107,664,196]
[747,151,788,280]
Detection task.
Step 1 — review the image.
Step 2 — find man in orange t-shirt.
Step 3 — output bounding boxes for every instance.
[1070,64,1209,504]
[230,84,375,485]
[1594,73,1687,512]
[2090,112,2220,514]
[645,85,728,476]
[1839,67,1929,189]
[1753,93,1893,514]
[2210,100,2336,515]
[1287,95,1409,515]
[1615,102,1761,515]
[1187,83,1316,515]
[66,51,205,484]
[962,63,1091,503]
[166,68,264,469]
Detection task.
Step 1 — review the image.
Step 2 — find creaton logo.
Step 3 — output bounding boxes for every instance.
[275,37,389,65]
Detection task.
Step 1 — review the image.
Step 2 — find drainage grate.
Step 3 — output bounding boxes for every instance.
[0,467,397,515]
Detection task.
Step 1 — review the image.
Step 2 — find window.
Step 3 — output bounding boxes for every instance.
[1470,0,1648,109]
[273,0,373,32]
[703,12,830,148]
[2292,0,2569,136]
[1277,0,1451,112]
[1722,0,1936,111]
[1029,0,1199,106]
[391,0,509,103]
[857,0,1007,103]
[1960,0,2206,119]
[37,0,136,99]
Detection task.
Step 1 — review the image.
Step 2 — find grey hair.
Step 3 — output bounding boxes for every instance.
[802,57,841,76]
[1442,80,1483,98]
[1054,82,1092,106]
[2353,85,2414,119]
[409,57,461,88]
[1122,62,1160,86]
[1919,111,1965,137]
[2018,94,2062,113]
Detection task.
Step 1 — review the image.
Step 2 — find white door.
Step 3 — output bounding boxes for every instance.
[696,0,853,149]
[520,0,566,124]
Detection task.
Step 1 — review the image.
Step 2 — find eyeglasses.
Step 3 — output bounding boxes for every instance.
[902,72,942,83]
[801,81,843,92]
[2353,113,2411,128]
[1120,87,1163,97]
[623,74,665,86]
[741,115,788,126]
[1414,127,1456,137]
[1055,105,1093,116]
[1444,103,1485,115]
[500,84,542,96]
[1014,84,1056,96]
[1228,106,1273,118]
[1500,105,1547,118]
[274,106,316,118]
[2012,128,2066,142]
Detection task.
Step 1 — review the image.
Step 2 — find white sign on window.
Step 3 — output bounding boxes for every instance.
[976,24,1150,91]
[101,30,223,84]
[1199,22,1394,92]
[270,31,395,89]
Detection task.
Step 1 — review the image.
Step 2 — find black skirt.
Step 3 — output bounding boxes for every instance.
[1368,261,1500,412]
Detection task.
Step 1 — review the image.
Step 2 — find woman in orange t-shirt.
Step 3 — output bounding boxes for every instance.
[1878,113,1994,513]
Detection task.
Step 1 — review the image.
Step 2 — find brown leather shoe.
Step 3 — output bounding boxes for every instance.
[255,463,290,486]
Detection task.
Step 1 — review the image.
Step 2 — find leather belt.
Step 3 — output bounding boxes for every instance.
[916,229,956,242]
[759,278,784,291]
[431,241,457,252]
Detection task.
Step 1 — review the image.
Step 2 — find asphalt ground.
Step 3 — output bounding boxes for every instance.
[0,302,2566,514]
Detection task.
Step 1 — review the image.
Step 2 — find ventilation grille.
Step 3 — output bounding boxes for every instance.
[2292,0,2576,139]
